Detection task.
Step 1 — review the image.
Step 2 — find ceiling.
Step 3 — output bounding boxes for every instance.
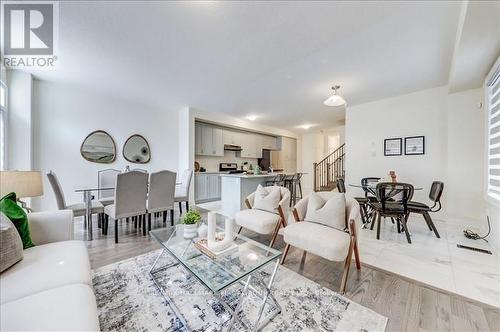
[27,1,467,131]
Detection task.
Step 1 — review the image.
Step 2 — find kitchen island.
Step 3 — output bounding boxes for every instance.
[220,173,282,217]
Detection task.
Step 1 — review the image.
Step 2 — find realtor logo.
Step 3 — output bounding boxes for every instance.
[1,1,58,68]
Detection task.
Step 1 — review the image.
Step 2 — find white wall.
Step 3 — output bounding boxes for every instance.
[446,88,484,221]
[32,80,179,211]
[6,70,33,170]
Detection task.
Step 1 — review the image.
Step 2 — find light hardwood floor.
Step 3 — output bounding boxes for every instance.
[78,210,500,332]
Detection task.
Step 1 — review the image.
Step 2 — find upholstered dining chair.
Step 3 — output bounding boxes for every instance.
[146,170,176,233]
[175,169,193,214]
[407,181,444,238]
[103,171,148,243]
[235,185,290,248]
[97,169,120,207]
[281,192,361,294]
[46,171,104,227]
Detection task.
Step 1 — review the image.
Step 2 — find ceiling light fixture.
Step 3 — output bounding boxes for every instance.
[299,124,313,130]
[323,85,346,107]
[246,115,257,121]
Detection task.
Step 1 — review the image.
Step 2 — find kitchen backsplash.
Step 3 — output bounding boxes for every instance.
[195,153,258,172]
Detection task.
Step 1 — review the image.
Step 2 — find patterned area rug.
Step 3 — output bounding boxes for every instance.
[93,250,387,331]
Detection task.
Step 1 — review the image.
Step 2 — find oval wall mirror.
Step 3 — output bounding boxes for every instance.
[80,130,116,163]
[123,134,151,163]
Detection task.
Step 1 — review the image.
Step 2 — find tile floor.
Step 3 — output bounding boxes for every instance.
[196,200,500,308]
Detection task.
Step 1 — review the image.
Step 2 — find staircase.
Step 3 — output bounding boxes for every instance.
[313,143,345,191]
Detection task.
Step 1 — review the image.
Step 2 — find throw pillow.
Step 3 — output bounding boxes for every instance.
[0,212,23,272]
[304,192,346,230]
[253,185,281,214]
[0,193,35,249]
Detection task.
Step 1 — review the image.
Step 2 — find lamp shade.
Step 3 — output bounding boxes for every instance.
[0,171,44,198]
[323,94,346,107]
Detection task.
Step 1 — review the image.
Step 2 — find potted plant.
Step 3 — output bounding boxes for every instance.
[181,209,201,238]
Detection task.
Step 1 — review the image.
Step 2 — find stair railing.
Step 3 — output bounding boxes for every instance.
[313,143,345,192]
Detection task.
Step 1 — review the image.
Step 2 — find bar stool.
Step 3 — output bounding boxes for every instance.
[265,174,285,187]
[284,173,303,206]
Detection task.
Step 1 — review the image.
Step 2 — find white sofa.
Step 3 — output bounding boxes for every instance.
[0,210,100,331]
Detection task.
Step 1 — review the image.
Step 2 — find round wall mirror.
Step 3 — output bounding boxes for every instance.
[80,130,116,163]
[123,134,151,163]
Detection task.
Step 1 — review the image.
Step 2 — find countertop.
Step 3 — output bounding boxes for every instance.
[219,173,284,178]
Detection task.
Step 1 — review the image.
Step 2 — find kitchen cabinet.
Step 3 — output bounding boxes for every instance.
[195,123,223,156]
[272,137,297,172]
[239,133,262,158]
[194,173,221,202]
[258,134,277,150]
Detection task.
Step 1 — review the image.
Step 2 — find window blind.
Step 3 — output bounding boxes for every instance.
[487,65,500,200]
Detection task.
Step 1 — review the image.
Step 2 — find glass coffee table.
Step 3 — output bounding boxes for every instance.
[149,221,282,331]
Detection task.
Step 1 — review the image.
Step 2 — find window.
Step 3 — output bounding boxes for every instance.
[486,63,500,201]
[0,81,6,171]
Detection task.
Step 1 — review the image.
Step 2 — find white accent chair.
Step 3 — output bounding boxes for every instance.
[0,210,100,331]
[281,192,361,294]
[103,171,148,243]
[235,186,290,248]
[175,169,193,214]
[46,171,104,227]
[147,170,177,230]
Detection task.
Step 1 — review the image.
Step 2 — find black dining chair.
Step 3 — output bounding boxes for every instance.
[370,182,414,243]
[407,181,443,238]
[355,177,380,226]
[336,178,346,193]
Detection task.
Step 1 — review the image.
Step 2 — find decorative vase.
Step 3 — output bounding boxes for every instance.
[197,222,208,238]
[183,223,198,239]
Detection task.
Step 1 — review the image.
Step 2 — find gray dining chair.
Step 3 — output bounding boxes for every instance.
[175,169,193,214]
[97,169,120,206]
[103,171,148,243]
[147,170,176,232]
[46,171,104,228]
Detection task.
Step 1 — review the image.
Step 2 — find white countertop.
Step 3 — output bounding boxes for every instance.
[219,173,283,178]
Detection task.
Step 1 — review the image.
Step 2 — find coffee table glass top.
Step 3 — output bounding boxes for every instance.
[150,221,282,293]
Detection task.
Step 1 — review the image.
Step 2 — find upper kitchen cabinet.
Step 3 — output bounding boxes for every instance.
[258,134,277,150]
[195,122,224,156]
[239,133,261,158]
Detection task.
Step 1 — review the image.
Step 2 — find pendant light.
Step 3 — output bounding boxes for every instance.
[323,85,346,106]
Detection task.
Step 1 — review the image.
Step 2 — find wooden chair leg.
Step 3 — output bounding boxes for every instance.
[186,201,189,211]
[237,226,243,234]
[353,240,361,270]
[269,221,281,248]
[143,216,147,236]
[400,216,412,244]
[147,213,152,232]
[170,209,174,226]
[178,202,183,215]
[163,211,167,224]
[376,213,381,239]
[114,219,118,243]
[340,240,354,294]
[370,212,376,230]
[423,212,440,238]
[281,244,291,265]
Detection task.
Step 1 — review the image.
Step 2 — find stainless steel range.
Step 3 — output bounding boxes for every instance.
[219,163,244,174]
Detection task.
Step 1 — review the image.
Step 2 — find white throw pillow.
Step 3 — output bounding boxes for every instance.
[304,192,346,230]
[253,185,281,214]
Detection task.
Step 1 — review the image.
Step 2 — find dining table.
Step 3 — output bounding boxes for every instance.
[75,187,114,241]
